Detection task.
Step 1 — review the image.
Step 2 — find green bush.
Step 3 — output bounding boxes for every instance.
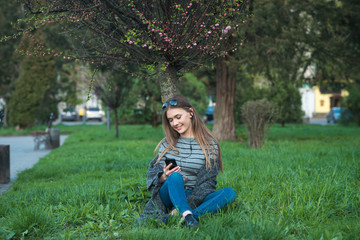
[241,99,277,148]
[342,83,360,125]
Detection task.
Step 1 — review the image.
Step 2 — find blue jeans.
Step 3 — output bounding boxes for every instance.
[159,172,236,219]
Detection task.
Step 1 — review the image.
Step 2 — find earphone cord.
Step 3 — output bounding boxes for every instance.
[181,138,193,159]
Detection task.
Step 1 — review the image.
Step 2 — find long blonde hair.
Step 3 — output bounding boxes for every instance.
[154,95,223,171]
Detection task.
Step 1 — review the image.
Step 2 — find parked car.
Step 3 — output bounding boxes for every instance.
[86,107,104,121]
[61,108,77,121]
[326,107,351,124]
[205,106,214,123]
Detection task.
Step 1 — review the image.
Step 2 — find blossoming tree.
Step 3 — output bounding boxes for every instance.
[16,0,247,101]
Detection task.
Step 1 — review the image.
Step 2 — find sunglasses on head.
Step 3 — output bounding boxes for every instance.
[162,99,178,110]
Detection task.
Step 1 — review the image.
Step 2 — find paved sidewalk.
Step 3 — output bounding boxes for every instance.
[309,118,328,125]
[0,135,68,195]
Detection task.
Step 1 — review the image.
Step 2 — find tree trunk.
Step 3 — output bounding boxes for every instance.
[281,121,285,127]
[3,101,8,129]
[113,107,118,138]
[107,106,111,131]
[212,55,236,141]
[158,65,178,101]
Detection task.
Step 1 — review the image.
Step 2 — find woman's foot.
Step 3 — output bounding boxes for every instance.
[184,214,199,228]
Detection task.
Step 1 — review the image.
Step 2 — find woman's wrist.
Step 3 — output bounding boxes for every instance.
[159,172,167,182]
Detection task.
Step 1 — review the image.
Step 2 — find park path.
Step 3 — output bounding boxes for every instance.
[0,135,68,195]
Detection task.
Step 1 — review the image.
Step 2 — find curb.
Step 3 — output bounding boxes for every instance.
[0,183,11,196]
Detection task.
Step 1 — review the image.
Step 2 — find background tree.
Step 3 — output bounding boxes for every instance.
[0,1,22,128]
[268,81,303,126]
[178,73,208,114]
[343,85,360,125]
[122,71,208,127]
[57,64,81,108]
[312,0,360,124]
[233,0,319,128]
[234,67,269,124]
[128,72,162,126]
[93,66,133,138]
[9,30,57,128]
[239,0,359,127]
[213,53,237,140]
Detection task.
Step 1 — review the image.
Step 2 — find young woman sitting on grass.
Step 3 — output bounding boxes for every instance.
[140,95,236,228]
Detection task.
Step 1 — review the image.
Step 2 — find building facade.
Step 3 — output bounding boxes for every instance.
[300,85,348,118]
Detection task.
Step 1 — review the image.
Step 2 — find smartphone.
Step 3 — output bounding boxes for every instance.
[165,159,178,170]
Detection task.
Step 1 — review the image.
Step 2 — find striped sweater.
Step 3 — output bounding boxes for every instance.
[158,136,218,189]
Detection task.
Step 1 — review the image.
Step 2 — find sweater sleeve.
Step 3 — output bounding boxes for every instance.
[186,159,220,208]
[146,155,164,192]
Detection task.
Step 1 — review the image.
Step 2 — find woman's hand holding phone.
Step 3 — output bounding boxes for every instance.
[159,160,181,182]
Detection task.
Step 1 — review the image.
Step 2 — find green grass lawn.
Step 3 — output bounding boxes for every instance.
[0,124,359,239]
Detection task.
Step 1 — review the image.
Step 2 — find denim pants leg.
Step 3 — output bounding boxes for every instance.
[159,172,192,214]
[160,172,236,218]
[192,188,236,219]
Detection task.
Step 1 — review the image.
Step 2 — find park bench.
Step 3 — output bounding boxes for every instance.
[30,130,52,150]
[30,113,59,150]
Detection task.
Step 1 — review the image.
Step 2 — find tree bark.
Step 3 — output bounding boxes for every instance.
[107,106,111,131]
[3,101,9,129]
[113,107,118,138]
[212,55,236,141]
[158,65,178,102]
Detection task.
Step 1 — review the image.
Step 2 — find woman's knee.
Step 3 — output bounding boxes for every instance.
[167,172,183,183]
[223,188,236,203]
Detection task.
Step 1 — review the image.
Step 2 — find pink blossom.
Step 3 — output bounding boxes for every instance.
[226,26,231,30]
[215,23,219,27]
